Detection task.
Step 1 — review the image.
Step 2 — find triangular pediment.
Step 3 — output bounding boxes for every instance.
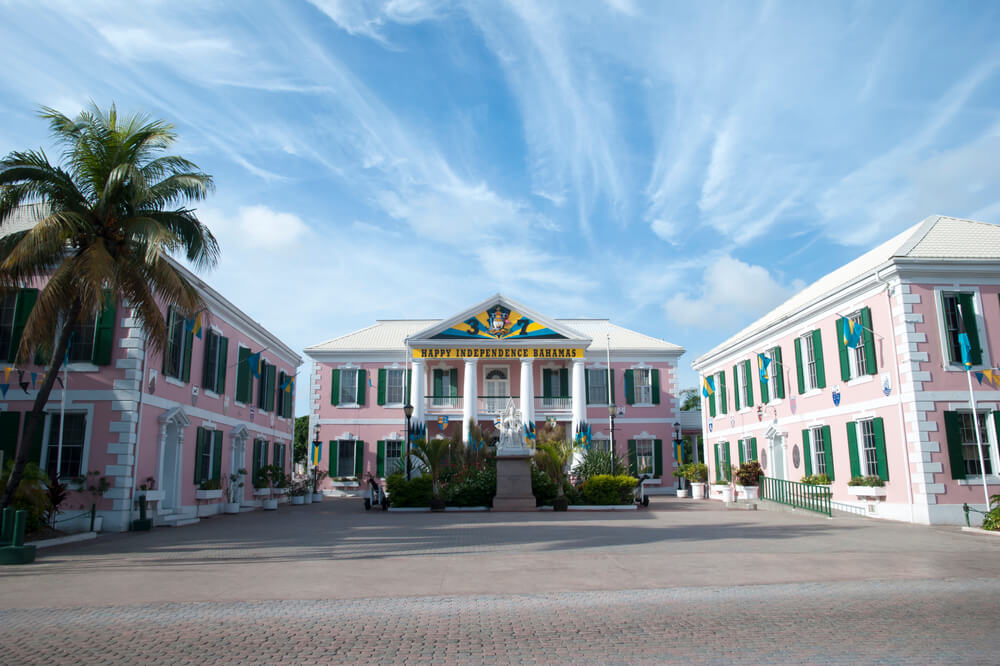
[410,294,589,344]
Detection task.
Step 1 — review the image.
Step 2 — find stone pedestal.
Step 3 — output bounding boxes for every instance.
[493,454,536,511]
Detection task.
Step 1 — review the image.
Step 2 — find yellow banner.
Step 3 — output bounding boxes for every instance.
[413,347,584,360]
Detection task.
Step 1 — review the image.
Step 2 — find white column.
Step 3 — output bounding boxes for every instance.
[571,359,586,437]
[462,358,478,444]
[410,358,426,425]
[520,358,534,427]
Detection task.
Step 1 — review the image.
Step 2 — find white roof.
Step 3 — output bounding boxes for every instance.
[306,318,684,354]
[1,202,47,235]
[696,215,1000,365]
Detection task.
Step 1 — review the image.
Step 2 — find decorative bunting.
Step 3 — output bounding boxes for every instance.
[30,372,37,390]
[3,366,10,383]
[0,384,7,398]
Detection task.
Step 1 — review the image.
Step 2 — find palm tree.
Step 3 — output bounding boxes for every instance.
[409,437,451,506]
[0,103,218,508]
[534,438,573,509]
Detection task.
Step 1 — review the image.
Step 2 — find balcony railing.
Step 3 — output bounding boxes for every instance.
[535,396,572,411]
[426,395,462,411]
[479,396,518,415]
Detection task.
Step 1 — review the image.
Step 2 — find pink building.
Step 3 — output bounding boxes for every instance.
[305,295,684,494]
[0,253,301,532]
[693,216,1000,524]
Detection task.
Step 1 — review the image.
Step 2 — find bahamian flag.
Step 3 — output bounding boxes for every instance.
[280,375,294,393]
[975,368,1000,389]
[841,316,863,349]
[702,375,715,398]
[185,312,203,339]
[311,441,322,465]
[757,353,772,383]
[524,421,536,441]
[957,304,973,369]
[247,351,262,378]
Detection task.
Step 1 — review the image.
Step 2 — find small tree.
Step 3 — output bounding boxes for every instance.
[410,438,450,504]
[293,416,309,464]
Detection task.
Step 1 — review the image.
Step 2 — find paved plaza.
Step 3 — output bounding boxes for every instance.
[2,499,999,663]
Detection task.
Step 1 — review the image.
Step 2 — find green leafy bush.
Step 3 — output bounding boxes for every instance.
[445,463,496,507]
[801,474,832,485]
[734,461,763,487]
[198,478,222,490]
[848,475,885,487]
[385,473,433,507]
[981,494,1000,531]
[1,461,51,533]
[580,475,637,505]
[572,448,627,481]
[531,465,558,506]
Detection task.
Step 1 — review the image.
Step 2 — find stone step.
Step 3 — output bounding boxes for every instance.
[156,513,200,527]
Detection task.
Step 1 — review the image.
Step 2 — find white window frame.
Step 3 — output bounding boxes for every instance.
[202,328,225,395]
[801,332,819,392]
[164,306,189,381]
[591,436,611,455]
[385,439,403,476]
[810,426,827,477]
[844,311,869,380]
[254,438,269,472]
[715,371,726,413]
[43,411,90,481]
[957,411,995,477]
[340,368,360,406]
[763,348,781,399]
[738,438,753,463]
[198,428,220,484]
[936,288,991,372]
[635,438,654,475]
[735,362,748,409]
[385,368,405,406]
[66,309,99,364]
[337,439,357,478]
[634,368,652,405]
[588,368,609,406]
[857,420,879,477]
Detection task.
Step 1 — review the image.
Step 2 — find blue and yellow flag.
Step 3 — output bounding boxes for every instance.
[247,351,262,378]
[280,376,294,393]
[185,312,203,339]
[757,354,771,383]
[702,376,715,398]
[957,304,973,369]
[311,441,322,465]
[841,316,862,349]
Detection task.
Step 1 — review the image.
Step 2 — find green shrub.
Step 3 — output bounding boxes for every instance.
[848,475,885,487]
[531,465,557,506]
[572,448,627,481]
[734,461,763,487]
[198,478,222,490]
[580,475,637,505]
[981,494,1000,531]
[385,473,433,507]
[444,463,496,507]
[801,474,832,485]
[1,461,51,533]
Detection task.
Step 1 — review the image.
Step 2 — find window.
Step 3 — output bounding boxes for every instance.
[796,330,826,393]
[811,426,827,476]
[591,437,611,455]
[386,369,404,404]
[272,442,286,474]
[958,412,992,476]
[67,312,96,362]
[634,369,652,404]
[236,346,254,404]
[738,437,756,464]
[336,440,357,477]
[804,335,818,390]
[849,313,868,377]
[257,360,276,412]
[341,368,359,405]
[735,363,748,410]
[45,413,86,479]
[276,371,294,418]
[635,439,654,475]
[942,292,982,367]
[0,291,17,360]
[432,368,459,408]
[63,291,116,365]
[202,330,228,394]
[759,347,784,403]
[0,288,37,364]
[385,440,403,476]
[587,369,608,405]
[859,420,878,477]
[716,371,728,415]
[714,441,732,481]
[164,306,192,381]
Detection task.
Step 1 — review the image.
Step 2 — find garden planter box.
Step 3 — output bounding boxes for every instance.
[253,488,272,497]
[262,498,278,510]
[676,488,690,498]
[194,489,223,500]
[847,486,887,497]
[272,488,288,496]
[139,490,165,502]
[720,486,735,503]
[734,485,758,500]
[690,482,706,499]
[223,502,242,514]
[311,493,324,502]
[330,481,359,488]
[291,495,305,505]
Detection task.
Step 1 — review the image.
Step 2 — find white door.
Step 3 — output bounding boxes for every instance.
[230,438,246,503]
[161,424,181,511]
[484,367,508,413]
[769,433,785,481]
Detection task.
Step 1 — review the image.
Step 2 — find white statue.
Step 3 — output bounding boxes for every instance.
[496,397,529,455]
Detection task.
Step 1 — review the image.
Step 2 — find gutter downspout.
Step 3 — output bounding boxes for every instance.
[877,267,915,524]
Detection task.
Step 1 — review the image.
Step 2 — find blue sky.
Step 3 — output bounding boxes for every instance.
[2,1,999,414]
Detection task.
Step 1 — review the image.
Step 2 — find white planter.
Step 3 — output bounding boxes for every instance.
[690,482,706,499]
[253,488,272,497]
[90,515,104,533]
[676,488,690,498]
[720,486,734,503]
[139,490,165,502]
[262,498,279,510]
[272,487,289,496]
[291,495,305,505]
[331,480,360,488]
[223,502,241,514]
[312,493,324,502]
[847,485,887,497]
[195,489,224,500]
[804,484,832,495]
[735,485,759,500]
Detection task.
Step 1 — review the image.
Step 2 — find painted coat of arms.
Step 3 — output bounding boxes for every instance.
[488,306,511,338]
[832,385,841,407]
[881,373,892,396]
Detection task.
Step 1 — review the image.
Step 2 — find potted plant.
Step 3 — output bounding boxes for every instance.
[290,479,309,505]
[253,467,272,500]
[672,464,690,498]
[685,463,708,499]
[847,475,886,497]
[733,461,762,500]
[73,470,110,532]
[256,465,281,510]
[534,439,572,511]
[194,478,223,500]
[224,469,247,514]
[271,472,290,497]
[311,468,328,502]
[411,438,450,511]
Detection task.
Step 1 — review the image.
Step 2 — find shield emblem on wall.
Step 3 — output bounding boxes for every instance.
[881,373,892,396]
[789,395,796,414]
[708,422,713,432]
[832,386,841,407]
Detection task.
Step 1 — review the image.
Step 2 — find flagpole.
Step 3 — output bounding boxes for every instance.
[606,333,614,465]
[966,368,991,511]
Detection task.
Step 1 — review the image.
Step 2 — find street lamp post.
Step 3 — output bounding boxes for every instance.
[673,421,682,491]
[403,403,414,481]
[608,403,617,475]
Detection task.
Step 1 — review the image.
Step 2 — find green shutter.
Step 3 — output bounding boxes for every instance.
[733,365,741,411]
[713,443,721,480]
[794,337,805,394]
[202,332,216,389]
[216,336,228,395]
[376,441,385,477]
[944,411,965,480]
[861,307,876,374]
[329,440,339,476]
[212,430,223,481]
[651,369,660,405]
[610,370,616,404]
[847,422,861,478]
[433,369,443,398]
[738,439,746,465]
[355,441,364,477]
[624,369,635,405]
[750,437,757,461]
[822,425,834,481]
[263,441,270,474]
[723,442,732,480]
[812,329,826,389]
[0,412,21,465]
[8,288,37,363]
[654,439,663,477]
[759,357,769,405]
[744,359,753,407]
[449,368,458,398]
[194,428,205,484]
[252,439,262,478]
[837,317,851,382]
[269,364,278,412]
[92,290,115,365]
[237,347,250,403]
[542,369,551,399]
[585,369,591,404]
[406,369,412,402]
[802,429,812,476]
[27,413,44,465]
[719,372,727,414]
[628,439,637,476]
[377,369,387,405]
[773,347,785,399]
[872,417,889,481]
[357,369,367,406]
[181,325,194,383]
[958,293,982,365]
[330,369,340,406]
[708,376,716,417]
[559,368,568,397]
